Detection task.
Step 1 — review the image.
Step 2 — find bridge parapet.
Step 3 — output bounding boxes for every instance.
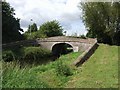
[37,36,96,44]
[2,39,38,50]
[36,36,97,53]
[2,36,97,53]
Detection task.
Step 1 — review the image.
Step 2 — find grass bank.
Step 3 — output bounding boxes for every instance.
[2,52,81,88]
[2,44,119,88]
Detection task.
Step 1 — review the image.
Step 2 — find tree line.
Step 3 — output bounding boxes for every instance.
[24,20,63,39]
[2,1,120,45]
[79,2,120,45]
[2,1,63,43]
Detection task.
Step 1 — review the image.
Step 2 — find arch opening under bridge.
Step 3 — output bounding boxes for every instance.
[51,42,74,58]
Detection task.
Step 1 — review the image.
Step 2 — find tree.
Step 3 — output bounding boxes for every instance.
[39,20,63,37]
[79,2,120,45]
[27,23,38,33]
[2,1,24,43]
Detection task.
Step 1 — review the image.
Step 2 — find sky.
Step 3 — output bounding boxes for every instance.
[6,0,87,36]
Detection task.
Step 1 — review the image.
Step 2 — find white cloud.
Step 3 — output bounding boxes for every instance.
[6,0,86,35]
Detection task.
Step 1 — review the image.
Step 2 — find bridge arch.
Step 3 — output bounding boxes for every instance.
[51,42,74,57]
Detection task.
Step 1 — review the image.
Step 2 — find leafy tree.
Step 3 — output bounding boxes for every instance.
[80,2,120,45]
[80,34,87,39]
[71,33,78,37]
[24,23,45,40]
[27,23,38,33]
[2,1,24,43]
[24,20,63,39]
[27,25,31,33]
[39,20,63,37]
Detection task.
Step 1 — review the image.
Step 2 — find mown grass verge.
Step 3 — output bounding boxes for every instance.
[65,44,118,88]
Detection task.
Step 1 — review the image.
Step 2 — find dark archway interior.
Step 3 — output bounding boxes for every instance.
[52,43,73,58]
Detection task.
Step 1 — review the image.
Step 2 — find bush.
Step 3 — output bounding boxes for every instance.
[24,32,38,40]
[80,34,87,39]
[24,32,47,40]
[2,50,15,62]
[55,60,72,76]
[23,47,51,62]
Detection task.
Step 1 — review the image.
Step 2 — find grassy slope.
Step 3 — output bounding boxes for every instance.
[65,44,118,88]
[2,44,118,88]
[2,52,81,88]
[31,52,81,88]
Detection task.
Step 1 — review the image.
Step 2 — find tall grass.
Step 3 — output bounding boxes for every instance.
[2,46,52,88]
[2,52,81,88]
[2,61,49,88]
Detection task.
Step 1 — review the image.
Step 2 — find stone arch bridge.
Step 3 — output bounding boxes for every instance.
[2,36,97,54]
[36,36,97,52]
[2,36,98,66]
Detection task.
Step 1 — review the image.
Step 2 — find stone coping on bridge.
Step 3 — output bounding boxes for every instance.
[2,36,97,53]
[36,36,96,44]
[2,39,38,49]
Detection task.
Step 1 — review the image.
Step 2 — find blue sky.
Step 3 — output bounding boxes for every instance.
[6,0,87,36]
